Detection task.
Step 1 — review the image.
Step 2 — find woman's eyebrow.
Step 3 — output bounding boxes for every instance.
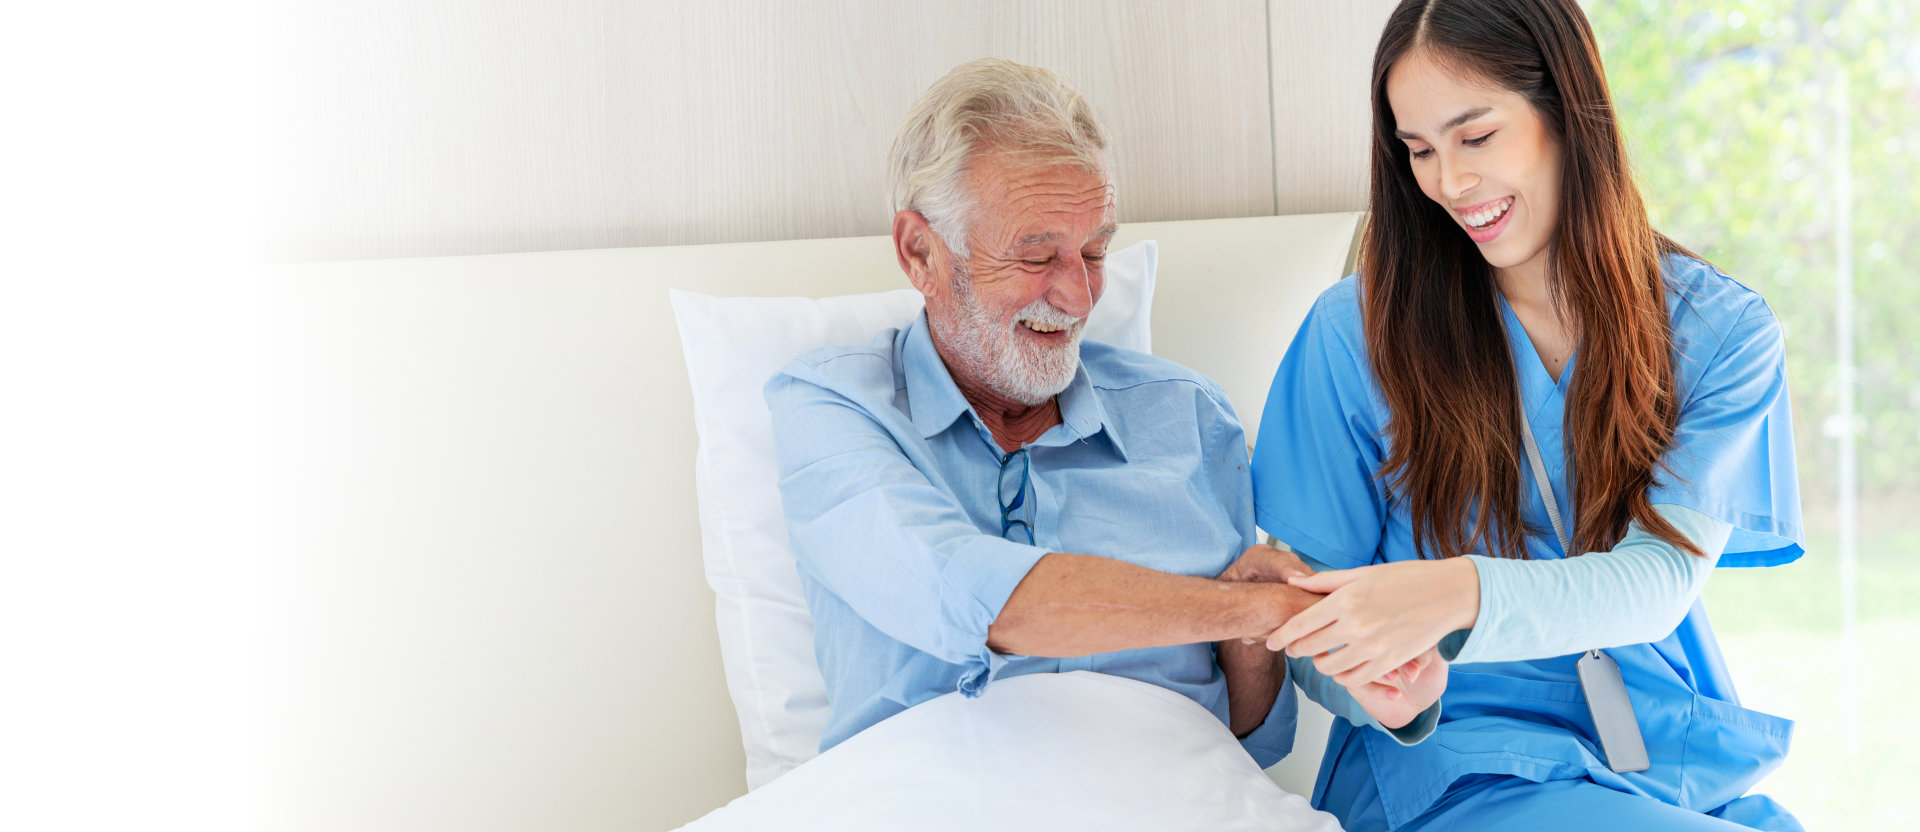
[1394,106,1494,140]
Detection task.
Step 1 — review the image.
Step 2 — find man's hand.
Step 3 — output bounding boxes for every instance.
[1219,544,1317,647]
[1345,647,1448,730]
[1216,550,1322,736]
[1217,546,1446,733]
[1217,580,1322,737]
[1219,543,1315,584]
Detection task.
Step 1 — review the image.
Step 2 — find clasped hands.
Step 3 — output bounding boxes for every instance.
[1219,544,1468,729]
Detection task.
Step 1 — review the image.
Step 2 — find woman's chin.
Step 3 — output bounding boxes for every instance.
[1476,239,1551,275]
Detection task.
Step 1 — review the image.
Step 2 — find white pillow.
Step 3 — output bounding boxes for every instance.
[669,240,1157,789]
[674,671,1340,831]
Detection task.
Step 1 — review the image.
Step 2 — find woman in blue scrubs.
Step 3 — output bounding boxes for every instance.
[1248,0,1804,829]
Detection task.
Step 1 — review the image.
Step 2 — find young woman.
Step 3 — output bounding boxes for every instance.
[1248,0,1804,829]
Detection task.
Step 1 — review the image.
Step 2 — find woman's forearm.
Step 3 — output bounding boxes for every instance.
[1449,504,1731,664]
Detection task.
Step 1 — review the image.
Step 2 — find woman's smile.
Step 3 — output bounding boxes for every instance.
[1460,196,1516,243]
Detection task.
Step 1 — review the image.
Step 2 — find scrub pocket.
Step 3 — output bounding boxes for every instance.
[1361,672,1599,826]
[1679,693,1793,812]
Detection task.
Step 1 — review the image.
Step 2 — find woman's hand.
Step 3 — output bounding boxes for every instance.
[1343,647,1448,729]
[1267,558,1480,688]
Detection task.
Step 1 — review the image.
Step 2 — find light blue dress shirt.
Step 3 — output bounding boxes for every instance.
[765,312,1299,766]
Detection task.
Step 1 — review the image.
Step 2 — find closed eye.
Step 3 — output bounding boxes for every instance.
[1410,147,1434,160]
[1464,131,1496,147]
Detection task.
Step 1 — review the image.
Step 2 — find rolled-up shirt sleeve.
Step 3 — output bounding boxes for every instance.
[766,365,1049,689]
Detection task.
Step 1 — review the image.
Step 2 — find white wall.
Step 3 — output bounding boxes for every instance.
[262,0,1395,261]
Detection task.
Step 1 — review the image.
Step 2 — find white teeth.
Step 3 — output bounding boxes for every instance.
[1021,319,1080,334]
[1465,198,1513,229]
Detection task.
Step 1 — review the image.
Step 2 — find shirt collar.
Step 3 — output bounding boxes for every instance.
[902,313,975,439]
[1053,360,1127,460]
[901,312,1127,461]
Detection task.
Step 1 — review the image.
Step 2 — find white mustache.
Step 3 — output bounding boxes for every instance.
[1012,299,1083,331]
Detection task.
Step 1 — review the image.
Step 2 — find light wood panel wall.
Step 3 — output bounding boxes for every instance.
[262,0,1397,262]
[1268,1,1401,214]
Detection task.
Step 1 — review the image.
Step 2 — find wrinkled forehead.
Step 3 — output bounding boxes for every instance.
[967,153,1116,240]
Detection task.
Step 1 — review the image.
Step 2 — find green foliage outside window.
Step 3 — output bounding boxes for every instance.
[1592,0,1918,498]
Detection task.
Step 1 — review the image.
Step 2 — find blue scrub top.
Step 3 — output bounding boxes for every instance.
[1251,255,1804,828]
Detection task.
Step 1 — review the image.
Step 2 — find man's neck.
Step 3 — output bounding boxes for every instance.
[930,333,1064,454]
[949,366,1062,454]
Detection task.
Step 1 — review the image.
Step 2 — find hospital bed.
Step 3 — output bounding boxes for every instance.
[264,211,1364,831]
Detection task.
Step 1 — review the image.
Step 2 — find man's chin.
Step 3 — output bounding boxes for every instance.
[991,364,1077,406]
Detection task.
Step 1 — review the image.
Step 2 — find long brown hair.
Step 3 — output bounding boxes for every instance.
[1361,0,1701,559]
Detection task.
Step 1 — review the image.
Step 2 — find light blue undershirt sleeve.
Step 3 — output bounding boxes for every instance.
[1285,552,1440,745]
[1444,503,1732,664]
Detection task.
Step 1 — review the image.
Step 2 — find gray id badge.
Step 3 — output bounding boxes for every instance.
[1577,649,1650,773]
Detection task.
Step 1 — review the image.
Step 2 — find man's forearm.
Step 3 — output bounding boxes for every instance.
[1220,639,1287,737]
[985,552,1314,657]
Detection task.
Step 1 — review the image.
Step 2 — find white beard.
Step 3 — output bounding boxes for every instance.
[937,272,1085,407]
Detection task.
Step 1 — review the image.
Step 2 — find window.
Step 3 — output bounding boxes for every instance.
[1589,2,1920,827]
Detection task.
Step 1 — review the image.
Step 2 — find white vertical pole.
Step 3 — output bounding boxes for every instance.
[1834,70,1860,758]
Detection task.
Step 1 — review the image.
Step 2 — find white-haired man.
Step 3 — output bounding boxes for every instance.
[766,58,1443,768]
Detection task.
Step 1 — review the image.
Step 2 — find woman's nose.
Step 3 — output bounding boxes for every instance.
[1439,154,1478,201]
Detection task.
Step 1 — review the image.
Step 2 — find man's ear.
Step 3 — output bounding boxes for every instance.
[892,210,942,296]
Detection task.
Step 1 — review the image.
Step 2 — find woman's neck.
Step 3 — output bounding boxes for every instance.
[1493,258,1553,316]
[1494,259,1578,383]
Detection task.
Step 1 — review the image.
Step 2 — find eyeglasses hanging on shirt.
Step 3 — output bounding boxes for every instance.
[998,447,1034,545]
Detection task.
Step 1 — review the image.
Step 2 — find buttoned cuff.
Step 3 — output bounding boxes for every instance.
[940,536,1050,695]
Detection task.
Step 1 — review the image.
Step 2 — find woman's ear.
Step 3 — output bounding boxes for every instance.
[892,210,942,296]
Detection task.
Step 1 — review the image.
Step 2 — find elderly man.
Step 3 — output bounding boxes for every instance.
[766,58,1440,767]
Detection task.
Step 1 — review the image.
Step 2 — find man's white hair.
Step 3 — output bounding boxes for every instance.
[887,58,1110,259]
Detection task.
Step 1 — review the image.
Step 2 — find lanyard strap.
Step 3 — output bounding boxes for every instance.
[1500,288,1572,556]
[1501,299,1646,773]
[1516,400,1572,555]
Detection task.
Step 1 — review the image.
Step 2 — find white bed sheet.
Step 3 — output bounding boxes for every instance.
[675,671,1340,831]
